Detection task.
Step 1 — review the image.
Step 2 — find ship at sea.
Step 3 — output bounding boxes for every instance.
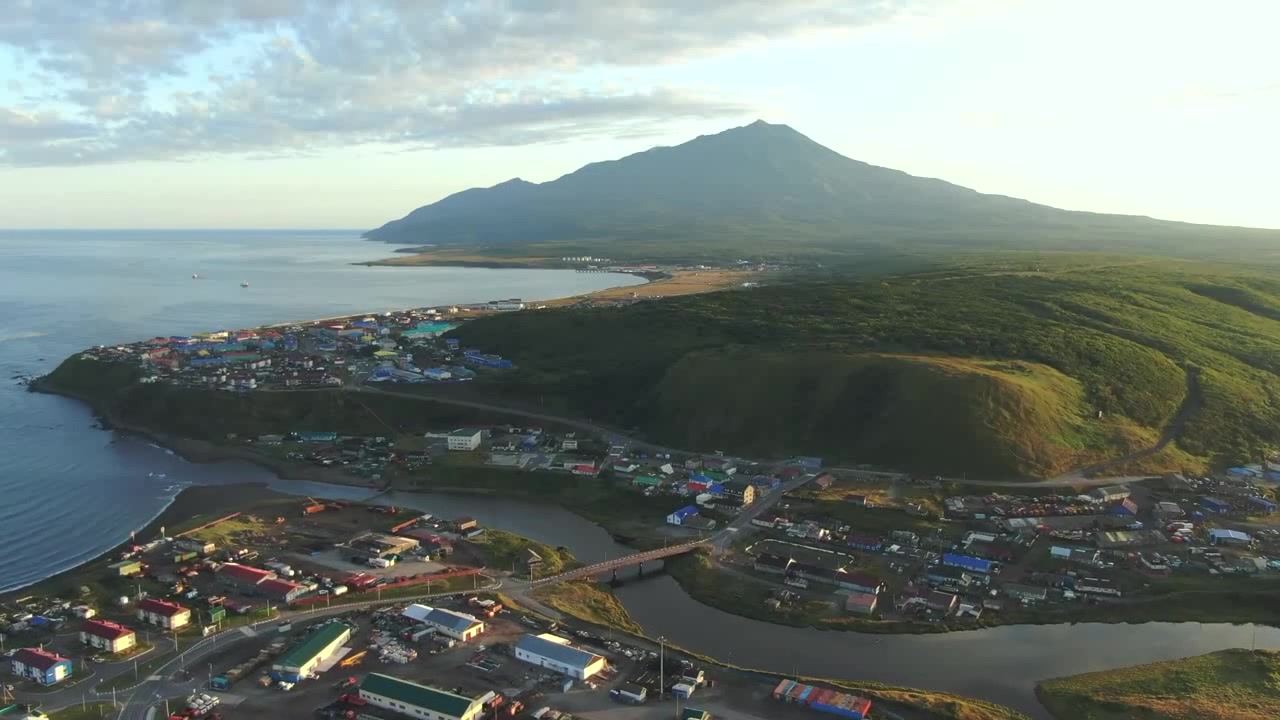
[240,280,249,287]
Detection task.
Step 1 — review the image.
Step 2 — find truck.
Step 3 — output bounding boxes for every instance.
[330,585,349,597]
[368,557,393,569]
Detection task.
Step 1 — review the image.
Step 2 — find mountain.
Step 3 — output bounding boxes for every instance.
[364,120,1280,260]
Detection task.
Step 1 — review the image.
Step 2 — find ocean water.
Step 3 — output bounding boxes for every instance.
[0,230,642,593]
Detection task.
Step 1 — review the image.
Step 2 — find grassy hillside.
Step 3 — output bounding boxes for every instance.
[1037,649,1280,720]
[451,259,1280,476]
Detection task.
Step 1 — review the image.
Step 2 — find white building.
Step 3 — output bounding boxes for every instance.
[447,429,482,451]
[403,604,485,641]
[513,633,606,680]
[424,368,452,381]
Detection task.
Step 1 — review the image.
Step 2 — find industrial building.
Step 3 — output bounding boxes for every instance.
[667,506,699,526]
[136,597,191,629]
[358,673,486,720]
[844,592,878,616]
[447,429,483,451]
[79,619,137,653]
[1089,485,1131,503]
[10,648,72,686]
[941,553,995,574]
[216,562,276,589]
[402,604,485,641]
[513,633,607,680]
[1199,496,1232,514]
[271,622,352,682]
[348,532,420,559]
[257,578,307,603]
[772,680,872,719]
[1209,528,1252,546]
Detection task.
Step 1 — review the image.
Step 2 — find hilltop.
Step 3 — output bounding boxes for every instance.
[449,260,1280,478]
[365,121,1280,263]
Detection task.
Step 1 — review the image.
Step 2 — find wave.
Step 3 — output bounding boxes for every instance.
[0,331,48,343]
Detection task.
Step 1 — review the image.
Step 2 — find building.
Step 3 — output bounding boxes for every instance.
[1209,528,1252,546]
[667,506,699,526]
[80,619,137,654]
[754,553,793,575]
[108,559,143,577]
[1090,485,1131,503]
[1248,496,1278,514]
[349,532,420,559]
[772,680,871,720]
[844,591,879,616]
[718,479,756,506]
[1108,498,1139,516]
[136,597,191,629]
[402,605,485,641]
[1199,496,1232,514]
[447,429,483,451]
[257,578,307,604]
[833,571,885,595]
[359,673,486,720]
[271,622,352,682]
[926,591,959,615]
[216,563,276,589]
[513,633,607,680]
[1075,577,1122,597]
[942,553,995,574]
[1153,501,1184,520]
[1049,546,1101,566]
[10,648,72,686]
[1002,584,1049,602]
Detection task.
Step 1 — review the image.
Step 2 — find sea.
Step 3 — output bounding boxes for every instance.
[0,229,643,594]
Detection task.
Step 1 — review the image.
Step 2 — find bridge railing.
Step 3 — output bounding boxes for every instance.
[528,540,707,588]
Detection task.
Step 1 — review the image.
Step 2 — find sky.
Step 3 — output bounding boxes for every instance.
[1,0,1277,230]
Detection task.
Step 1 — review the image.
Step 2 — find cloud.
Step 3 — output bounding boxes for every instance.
[0,0,942,165]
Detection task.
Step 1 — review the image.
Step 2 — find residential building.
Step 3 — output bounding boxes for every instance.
[10,648,72,686]
[136,598,191,629]
[718,479,756,506]
[271,622,352,682]
[358,673,486,720]
[667,506,699,526]
[513,633,607,680]
[80,620,137,654]
[402,605,485,641]
[447,429,483,451]
[844,592,879,616]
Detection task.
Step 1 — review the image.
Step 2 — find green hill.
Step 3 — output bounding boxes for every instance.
[365,121,1280,263]
[450,260,1280,477]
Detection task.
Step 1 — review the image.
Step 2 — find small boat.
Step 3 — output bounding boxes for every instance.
[192,273,201,279]
[149,472,168,480]
[240,280,250,288]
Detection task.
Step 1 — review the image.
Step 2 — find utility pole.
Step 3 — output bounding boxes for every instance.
[658,636,666,701]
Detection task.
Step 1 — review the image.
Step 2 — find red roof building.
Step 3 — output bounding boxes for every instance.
[137,598,192,629]
[80,620,137,653]
[216,563,277,586]
[256,578,307,603]
[12,647,69,671]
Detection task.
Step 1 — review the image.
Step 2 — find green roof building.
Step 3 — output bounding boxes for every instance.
[359,673,486,720]
[633,475,662,487]
[270,622,351,682]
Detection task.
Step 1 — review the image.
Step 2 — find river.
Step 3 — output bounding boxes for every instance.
[4,230,1275,719]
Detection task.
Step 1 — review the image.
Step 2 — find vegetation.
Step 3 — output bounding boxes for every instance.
[452,259,1280,477]
[364,121,1280,265]
[1036,649,1280,720]
[476,530,573,577]
[530,581,644,634]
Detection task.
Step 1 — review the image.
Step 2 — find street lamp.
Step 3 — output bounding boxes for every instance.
[658,636,666,701]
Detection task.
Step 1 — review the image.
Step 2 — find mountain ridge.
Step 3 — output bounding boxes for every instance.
[364,120,1280,259]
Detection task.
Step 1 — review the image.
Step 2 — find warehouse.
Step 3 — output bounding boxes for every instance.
[1209,528,1253,547]
[349,532,419,559]
[513,633,607,680]
[257,578,307,603]
[402,604,485,641]
[1199,496,1232,514]
[270,622,352,682]
[1248,496,1278,514]
[1089,485,1131,503]
[942,553,994,574]
[80,619,137,654]
[358,673,486,720]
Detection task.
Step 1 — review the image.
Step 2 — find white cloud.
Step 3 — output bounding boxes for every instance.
[0,0,942,165]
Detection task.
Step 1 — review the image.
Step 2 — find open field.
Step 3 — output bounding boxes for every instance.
[530,581,643,634]
[1036,649,1280,720]
[540,269,754,306]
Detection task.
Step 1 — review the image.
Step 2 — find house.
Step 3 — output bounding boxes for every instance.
[520,548,543,570]
[359,673,486,720]
[844,591,879,616]
[257,578,307,604]
[447,429,482,451]
[833,571,885,595]
[514,633,607,680]
[80,619,137,654]
[10,648,73,686]
[402,605,485,641]
[925,591,959,616]
[667,506,700,526]
[754,553,794,575]
[136,598,191,629]
[811,473,835,489]
[216,563,276,589]
[682,515,718,531]
[718,479,756,506]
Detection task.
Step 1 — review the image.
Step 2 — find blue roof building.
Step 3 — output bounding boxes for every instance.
[942,553,994,574]
[1199,496,1231,513]
[1248,496,1278,513]
[1209,528,1252,546]
[667,506,699,526]
[514,634,606,680]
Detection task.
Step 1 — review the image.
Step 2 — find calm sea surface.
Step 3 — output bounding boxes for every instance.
[0,229,641,594]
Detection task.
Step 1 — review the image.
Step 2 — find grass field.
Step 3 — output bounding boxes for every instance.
[475,529,573,578]
[1036,649,1280,720]
[530,581,643,634]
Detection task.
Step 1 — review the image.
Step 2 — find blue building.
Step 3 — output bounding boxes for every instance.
[1248,496,1278,514]
[1199,496,1231,514]
[667,506,699,526]
[942,553,994,574]
[462,350,514,369]
[11,648,72,686]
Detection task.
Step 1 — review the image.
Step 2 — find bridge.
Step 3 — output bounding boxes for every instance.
[527,539,708,588]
